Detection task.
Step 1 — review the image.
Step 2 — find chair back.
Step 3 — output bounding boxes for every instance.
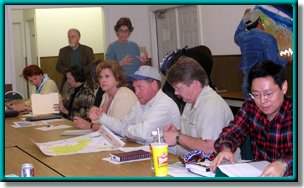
[5,91,24,102]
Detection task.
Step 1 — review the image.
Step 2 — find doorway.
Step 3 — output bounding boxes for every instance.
[155,5,200,67]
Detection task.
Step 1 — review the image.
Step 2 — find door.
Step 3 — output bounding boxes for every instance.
[177,5,199,49]
[25,18,38,65]
[12,22,28,98]
[156,8,177,66]
[155,5,199,66]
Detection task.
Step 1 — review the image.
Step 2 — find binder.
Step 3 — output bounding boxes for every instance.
[25,114,62,121]
[110,150,150,162]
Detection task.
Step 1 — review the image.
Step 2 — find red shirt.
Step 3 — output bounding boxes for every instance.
[214,96,293,176]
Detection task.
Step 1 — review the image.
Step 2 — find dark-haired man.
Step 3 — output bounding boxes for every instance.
[211,60,293,177]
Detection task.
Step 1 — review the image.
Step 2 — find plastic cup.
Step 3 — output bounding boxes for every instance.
[151,143,168,177]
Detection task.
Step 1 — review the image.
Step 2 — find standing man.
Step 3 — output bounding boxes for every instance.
[234,9,288,100]
[56,28,95,96]
[210,61,293,177]
[163,56,237,157]
[89,66,180,144]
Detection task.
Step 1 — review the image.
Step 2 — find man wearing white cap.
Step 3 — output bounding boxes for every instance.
[234,9,287,100]
[89,65,180,144]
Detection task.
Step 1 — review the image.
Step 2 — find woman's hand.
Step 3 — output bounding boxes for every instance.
[73,116,90,130]
[119,55,133,66]
[88,106,103,121]
[137,51,148,65]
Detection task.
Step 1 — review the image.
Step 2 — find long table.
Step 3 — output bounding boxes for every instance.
[4,115,179,179]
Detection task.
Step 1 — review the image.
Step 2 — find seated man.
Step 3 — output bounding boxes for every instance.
[210,60,293,177]
[89,66,180,144]
[163,56,238,158]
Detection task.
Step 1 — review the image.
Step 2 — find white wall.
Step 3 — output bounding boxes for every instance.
[35,7,104,57]
[199,5,254,55]
[5,4,254,87]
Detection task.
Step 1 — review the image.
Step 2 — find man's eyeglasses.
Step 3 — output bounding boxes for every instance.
[249,88,280,100]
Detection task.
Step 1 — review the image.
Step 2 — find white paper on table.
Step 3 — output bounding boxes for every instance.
[12,121,48,128]
[31,93,59,115]
[102,156,150,164]
[218,160,270,177]
[119,145,150,152]
[186,161,215,177]
[33,128,125,156]
[168,162,201,177]
[36,125,71,131]
[60,129,93,136]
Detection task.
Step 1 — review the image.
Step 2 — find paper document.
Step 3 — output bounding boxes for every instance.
[218,160,270,177]
[60,129,93,136]
[186,160,215,177]
[12,121,48,128]
[31,93,59,115]
[33,128,125,156]
[168,162,201,177]
[36,125,71,131]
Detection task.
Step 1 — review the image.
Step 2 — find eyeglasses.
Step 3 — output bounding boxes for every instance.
[118,29,130,34]
[249,88,280,100]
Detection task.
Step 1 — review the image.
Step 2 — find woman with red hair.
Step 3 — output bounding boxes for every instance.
[9,64,59,112]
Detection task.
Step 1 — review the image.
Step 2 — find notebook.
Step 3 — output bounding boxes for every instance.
[110,150,150,162]
[25,114,62,121]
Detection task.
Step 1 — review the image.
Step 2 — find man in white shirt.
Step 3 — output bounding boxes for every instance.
[89,66,180,144]
[163,56,240,160]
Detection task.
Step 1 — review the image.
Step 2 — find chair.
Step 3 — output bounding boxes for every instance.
[5,91,24,102]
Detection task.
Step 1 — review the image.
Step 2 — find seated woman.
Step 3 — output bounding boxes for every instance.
[59,64,95,120]
[8,64,59,112]
[73,60,138,131]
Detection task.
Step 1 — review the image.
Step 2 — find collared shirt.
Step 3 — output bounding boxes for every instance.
[169,86,237,157]
[99,90,180,144]
[214,96,293,176]
[25,74,59,106]
[234,21,286,75]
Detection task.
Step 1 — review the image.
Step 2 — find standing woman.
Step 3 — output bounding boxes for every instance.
[59,64,95,120]
[73,60,138,131]
[106,17,148,76]
[9,64,59,112]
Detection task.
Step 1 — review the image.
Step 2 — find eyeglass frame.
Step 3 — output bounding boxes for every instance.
[118,29,130,34]
[249,87,280,100]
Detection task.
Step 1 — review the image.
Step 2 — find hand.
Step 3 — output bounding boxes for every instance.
[9,103,26,112]
[137,51,148,65]
[73,116,90,130]
[53,104,60,112]
[59,103,68,115]
[210,148,235,172]
[88,106,103,121]
[244,8,251,16]
[163,124,178,146]
[119,55,133,66]
[260,161,286,176]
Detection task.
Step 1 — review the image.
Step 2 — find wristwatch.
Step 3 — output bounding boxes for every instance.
[278,159,288,176]
[176,132,181,145]
[90,123,94,130]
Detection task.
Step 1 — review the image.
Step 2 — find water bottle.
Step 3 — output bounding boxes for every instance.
[150,130,158,172]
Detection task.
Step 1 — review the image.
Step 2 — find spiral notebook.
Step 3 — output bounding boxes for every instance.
[110,150,150,162]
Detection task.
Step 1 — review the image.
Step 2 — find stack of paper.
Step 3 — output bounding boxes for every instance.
[218,160,270,177]
[31,93,59,115]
